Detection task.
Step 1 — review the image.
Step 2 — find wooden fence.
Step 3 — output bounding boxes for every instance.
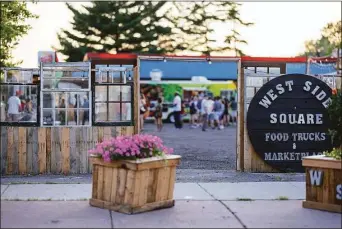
[0,126,134,175]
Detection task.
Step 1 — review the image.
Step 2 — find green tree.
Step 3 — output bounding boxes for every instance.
[168,2,252,56]
[0,1,37,67]
[56,2,181,62]
[299,21,341,57]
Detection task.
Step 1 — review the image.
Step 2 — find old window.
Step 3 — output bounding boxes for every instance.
[93,65,134,126]
[40,62,92,127]
[0,68,40,126]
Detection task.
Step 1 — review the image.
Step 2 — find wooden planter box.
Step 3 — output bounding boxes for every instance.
[89,155,181,214]
[302,155,342,213]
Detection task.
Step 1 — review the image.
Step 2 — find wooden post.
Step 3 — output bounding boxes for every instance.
[133,66,140,135]
[237,59,245,172]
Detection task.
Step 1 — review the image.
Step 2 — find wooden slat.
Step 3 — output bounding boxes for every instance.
[110,168,119,203]
[124,170,136,205]
[87,127,94,173]
[133,66,140,134]
[147,169,158,203]
[61,127,70,174]
[12,128,19,174]
[6,127,14,174]
[167,166,176,200]
[103,167,113,202]
[303,156,341,170]
[1,127,8,175]
[303,200,342,213]
[46,128,51,173]
[51,128,62,173]
[31,128,39,174]
[103,127,112,140]
[70,128,78,174]
[97,165,104,200]
[115,168,127,204]
[37,128,46,174]
[138,170,149,206]
[18,127,27,174]
[155,167,170,201]
[79,127,88,173]
[92,165,99,199]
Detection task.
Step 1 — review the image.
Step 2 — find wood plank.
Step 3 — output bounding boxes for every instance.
[38,128,46,174]
[18,127,27,174]
[155,167,170,201]
[12,128,19,174]
[92,165,99,199]
[303,200,342,213]
[237,64,244,171]
[115,168,127,204]
[51,128,62,173]
[110,168,119,203]
[6,127,14,174]
[124,170,136,206]
[79,127,87,173]
[69,128,78,174]
[102,167,113,202]
[0,127,8,175]
[167,166,176,200]
[302,156,341,170]
[61,127,70,174]
[31,128,39,175]
[103,127,112,140]
[46,128,51,173]
[138,170,149,206]
[87,127,94,173]
[133,66,140,134]
[96,165,104,200]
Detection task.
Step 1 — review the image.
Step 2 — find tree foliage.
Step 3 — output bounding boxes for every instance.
[299,21,341,57]
[327,89,342,149]
[0,1,37,67]
[57,1,252,61]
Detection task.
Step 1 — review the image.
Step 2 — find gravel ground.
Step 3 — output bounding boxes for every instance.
[1,123,305,184]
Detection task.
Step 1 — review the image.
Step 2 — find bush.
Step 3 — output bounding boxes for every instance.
[325,89,342,159]
[88,134,173,162]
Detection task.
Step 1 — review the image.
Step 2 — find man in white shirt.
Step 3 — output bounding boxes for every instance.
[173,92,183,129]
[202,96,214,131]
[7,91,22,122]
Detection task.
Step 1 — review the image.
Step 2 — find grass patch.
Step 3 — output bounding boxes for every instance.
[274,176,282,181]
[276,196,289,200]
[237,198,253,201]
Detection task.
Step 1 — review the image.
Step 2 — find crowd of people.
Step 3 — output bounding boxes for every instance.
[188,93,237,131]
[139,91,237,132]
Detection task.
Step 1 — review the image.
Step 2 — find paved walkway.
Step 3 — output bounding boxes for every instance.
[1,182,341,228]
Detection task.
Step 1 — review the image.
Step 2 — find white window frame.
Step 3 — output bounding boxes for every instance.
[40,62,92,127]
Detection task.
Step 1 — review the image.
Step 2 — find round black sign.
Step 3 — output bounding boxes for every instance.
[246,74,332,172]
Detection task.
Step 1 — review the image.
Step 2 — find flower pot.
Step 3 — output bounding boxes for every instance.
[89,154,181,214]
[302,155,342,213]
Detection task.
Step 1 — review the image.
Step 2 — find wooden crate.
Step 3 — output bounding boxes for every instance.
[302,155,342,213]
[89,154,181,214]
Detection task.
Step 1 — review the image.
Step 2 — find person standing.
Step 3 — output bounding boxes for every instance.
[230,97,237,125]
[173,92,182,129]
[82,95,89,125]
[7,90,22,122]
[189,96,199,128]
[139,93,147,132]
[201,95,214,131]
[154,97,163,132]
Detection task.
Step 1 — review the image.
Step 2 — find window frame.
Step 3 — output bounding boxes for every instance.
[40,62,92,127]
[0,68,40,127]
[92,65,134,126]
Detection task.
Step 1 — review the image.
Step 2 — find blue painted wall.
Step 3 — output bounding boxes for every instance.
[286,63,335,75]
[139,59,238,80]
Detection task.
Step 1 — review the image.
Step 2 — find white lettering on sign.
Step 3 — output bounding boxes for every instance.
[258,79,332,109]
[264,152,311,161]
[336,184,342,200]
[302,80,332,108]
[265,133,289,142]
[264,132,326,142]
[269,113,323,124]
[309,170,323,186]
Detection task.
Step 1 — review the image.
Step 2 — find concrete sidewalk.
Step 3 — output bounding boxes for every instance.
[1,182,341,228]
[1,182,306,201]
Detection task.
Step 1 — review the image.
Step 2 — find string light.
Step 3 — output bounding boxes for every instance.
[163,57,167,62]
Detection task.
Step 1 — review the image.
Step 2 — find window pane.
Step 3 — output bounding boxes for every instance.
[42,75,89,90]
[95,103,107,122]
[1,85,38,123]
[108,65,124,83]
[121,86,131,101]
[95,65,108,83]
[122,65,134,82]
[122,103,132,121]
[79,109,90,125]
[5,70,33,83]
[108,86,120,101]
[108,103,121,121]
[42,109,54,126]
[95,86,107,102]
[55,109,67,126]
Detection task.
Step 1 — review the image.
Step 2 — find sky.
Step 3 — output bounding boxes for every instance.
[12,1,342,68]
